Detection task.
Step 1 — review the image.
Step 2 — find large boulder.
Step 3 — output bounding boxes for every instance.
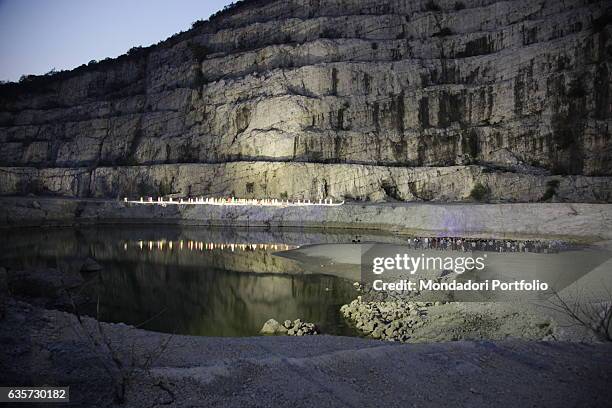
[260,319,288,335]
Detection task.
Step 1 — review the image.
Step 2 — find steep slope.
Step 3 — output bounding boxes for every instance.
[0,0,611,202]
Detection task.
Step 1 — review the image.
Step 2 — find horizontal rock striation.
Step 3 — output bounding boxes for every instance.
[1,0,611,202]
[1,162,610,202]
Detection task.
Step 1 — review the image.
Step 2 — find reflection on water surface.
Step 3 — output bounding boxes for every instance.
[2,225,606,337]
[0,226,383,336]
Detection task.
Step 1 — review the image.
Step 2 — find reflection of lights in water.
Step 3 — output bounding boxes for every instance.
[123,196,344,207]
[124,237,566,254]
[122,240,296,252]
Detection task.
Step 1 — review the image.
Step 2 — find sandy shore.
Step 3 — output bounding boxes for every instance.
[277,242,612,342]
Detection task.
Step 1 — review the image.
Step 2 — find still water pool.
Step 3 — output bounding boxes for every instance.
[0,225,396,336]
[2,225,609,338]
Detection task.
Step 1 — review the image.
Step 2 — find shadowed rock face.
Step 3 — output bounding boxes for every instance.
[0,0,611,202]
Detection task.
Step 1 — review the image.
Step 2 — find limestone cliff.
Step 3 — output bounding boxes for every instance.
[1,0,611,202]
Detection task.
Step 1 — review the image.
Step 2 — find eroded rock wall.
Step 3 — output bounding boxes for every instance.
[1,162,610,203]
[0,0,611,202]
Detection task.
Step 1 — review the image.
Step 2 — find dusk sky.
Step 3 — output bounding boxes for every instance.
[0,0,235,82]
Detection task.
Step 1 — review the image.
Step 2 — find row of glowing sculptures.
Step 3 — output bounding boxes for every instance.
[124,196,343,207]
[125,240,297,252]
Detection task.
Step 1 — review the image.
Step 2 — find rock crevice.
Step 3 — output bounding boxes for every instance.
[1,0,611,202]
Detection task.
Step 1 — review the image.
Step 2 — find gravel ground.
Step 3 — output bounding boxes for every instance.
[1,298,611,408]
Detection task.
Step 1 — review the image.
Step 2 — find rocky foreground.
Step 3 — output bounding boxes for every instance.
[340,297,558,342]
[1,298,612,408]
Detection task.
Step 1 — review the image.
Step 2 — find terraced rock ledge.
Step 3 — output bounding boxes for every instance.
[1,0,611,203]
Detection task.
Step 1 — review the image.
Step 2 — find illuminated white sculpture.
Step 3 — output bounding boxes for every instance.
[123,195,344,207]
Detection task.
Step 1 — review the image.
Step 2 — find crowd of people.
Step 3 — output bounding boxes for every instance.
[398,236,572,254]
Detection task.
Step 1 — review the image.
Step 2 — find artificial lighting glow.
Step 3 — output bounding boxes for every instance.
[122,196,344,207]
[121,240,296,252]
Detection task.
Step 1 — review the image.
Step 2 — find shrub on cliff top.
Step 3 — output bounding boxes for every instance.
[208,0,274,22]
[191,19,206,29]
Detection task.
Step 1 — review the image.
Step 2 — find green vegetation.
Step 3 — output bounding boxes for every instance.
[193,70,208,89]
[1,46,149,97]
[158,179,173,197]
[191,19,206,29]
[127,46,144,56]
[320,27,339,39]
[207,0,271,22]
[541,179,560,201]
[433,27,453,37]
[187,42,211,62]
[280,191,289,200]
[470,182,490,202]
[136,181,154,197]
[1,0,256,96]
[0,0,285,98]
[425,0,441,12]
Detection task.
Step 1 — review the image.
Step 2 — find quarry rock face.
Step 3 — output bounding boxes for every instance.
[0,0,611,202]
